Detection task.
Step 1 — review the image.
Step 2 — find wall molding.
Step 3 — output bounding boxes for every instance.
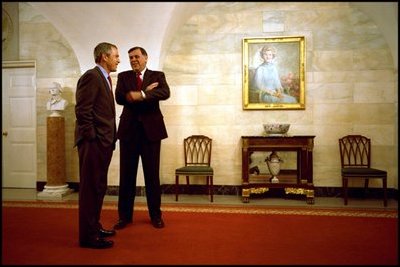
[2,60,36,69]
[37,182,398,200]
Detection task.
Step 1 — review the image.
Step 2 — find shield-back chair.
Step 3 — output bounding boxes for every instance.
[175,135,214,202]
[338,135,387,207]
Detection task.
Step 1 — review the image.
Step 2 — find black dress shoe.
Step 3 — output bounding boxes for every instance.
[114,219,132,230]
[80,238,114,249]
[99,228,116,238]
[151,217,165,229]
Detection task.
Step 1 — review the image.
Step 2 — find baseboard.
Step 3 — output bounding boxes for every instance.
[36,182,398,200]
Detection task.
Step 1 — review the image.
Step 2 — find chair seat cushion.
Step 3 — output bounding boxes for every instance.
[175,166,213,175]
[342,167,387,177]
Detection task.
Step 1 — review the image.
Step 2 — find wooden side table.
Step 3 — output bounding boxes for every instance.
[241,135,315,204]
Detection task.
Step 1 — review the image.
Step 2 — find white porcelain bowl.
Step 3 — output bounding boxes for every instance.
[263,124,290,135]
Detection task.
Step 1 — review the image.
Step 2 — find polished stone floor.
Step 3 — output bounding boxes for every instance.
[2,188,397,210]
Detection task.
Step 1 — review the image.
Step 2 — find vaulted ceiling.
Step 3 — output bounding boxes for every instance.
[29,2,206,72]
[28,2,397,72]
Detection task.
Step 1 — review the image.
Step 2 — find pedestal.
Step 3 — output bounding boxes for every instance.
[38,114,73,199]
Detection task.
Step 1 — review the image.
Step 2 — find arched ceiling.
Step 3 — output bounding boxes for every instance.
[28,2,206,73]
[29,2,397,73]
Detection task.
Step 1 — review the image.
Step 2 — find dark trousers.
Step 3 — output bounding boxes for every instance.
[78,139,113,242]
[118,123,162,221]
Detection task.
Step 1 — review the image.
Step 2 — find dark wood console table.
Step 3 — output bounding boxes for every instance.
[241,136,315,204]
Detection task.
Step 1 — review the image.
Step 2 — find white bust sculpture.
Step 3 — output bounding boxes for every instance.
[47,82,68,116]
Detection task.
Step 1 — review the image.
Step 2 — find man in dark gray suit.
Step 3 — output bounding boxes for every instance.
[75,42,120,249]
[113,46,170,230]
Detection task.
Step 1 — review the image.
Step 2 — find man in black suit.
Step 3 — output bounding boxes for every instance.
[114,46,170,230]
[75,42,120,249]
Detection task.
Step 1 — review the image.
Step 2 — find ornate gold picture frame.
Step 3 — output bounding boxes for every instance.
[242,36,305,110]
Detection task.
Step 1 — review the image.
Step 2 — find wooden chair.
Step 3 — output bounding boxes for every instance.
[338,135,387,207]
[175,135,214,202]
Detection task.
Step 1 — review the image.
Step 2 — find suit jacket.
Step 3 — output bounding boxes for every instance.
[115,69,170,142]
[74,66,117,148]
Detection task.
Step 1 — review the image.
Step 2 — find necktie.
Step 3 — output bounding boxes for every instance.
[136,72,142,90]
[107,75,115,106]
[107,75,112,90]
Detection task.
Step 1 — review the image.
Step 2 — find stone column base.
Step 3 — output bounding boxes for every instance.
[37,184,74,199]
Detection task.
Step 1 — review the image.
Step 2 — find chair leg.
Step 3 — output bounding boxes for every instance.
[175,175,179,201]
[364,178,369,189]
[206,176,213,202]
[186,176,190,195]
[383,177,388,207]
[364,178,369,197]
[210,176,213,203]
[343,177,348,205]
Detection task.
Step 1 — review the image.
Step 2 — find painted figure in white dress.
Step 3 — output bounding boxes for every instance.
[253,46,297,104]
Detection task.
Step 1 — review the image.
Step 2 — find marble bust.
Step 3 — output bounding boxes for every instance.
[47,82,68,114]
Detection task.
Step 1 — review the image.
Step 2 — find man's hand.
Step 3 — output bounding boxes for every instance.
[126,91,143,102]
[145,82,159,92]
[126,82,159,102]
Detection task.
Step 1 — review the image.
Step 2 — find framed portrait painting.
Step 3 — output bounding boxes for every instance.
[242,36,306,110]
